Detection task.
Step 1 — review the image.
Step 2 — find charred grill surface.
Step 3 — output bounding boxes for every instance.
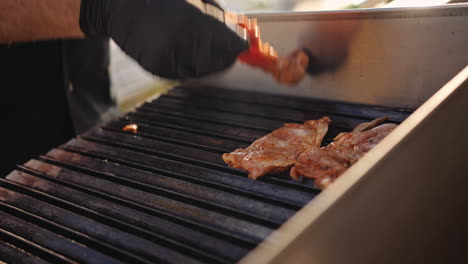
[0,86,412,263]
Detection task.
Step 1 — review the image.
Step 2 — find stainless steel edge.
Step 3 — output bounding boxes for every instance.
[193,4,468,109]
[240,66,468,264]
[248,4,468,21]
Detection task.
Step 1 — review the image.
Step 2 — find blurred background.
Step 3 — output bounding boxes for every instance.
[110,0,463,112]
[222,0,451,12]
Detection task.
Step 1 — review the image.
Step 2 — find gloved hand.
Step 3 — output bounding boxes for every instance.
[201,0,222,8]
[80,0,248,79]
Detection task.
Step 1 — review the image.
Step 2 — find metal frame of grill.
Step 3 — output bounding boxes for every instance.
[242,65,468,264]
[201,4,468,109]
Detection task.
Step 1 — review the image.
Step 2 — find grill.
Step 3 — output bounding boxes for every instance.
[0,85,412,264]
[2,4,467,263]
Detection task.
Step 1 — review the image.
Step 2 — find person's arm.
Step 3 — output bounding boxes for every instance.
[1,0,247,79]
[0,0,84,43]
[79,0,248,79]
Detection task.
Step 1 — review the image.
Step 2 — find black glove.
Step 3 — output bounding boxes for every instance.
[80,0,248,79]
[201,0,222,8]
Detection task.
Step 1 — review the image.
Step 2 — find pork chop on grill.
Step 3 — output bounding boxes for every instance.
[223,117,331,180]
[290,117,397,189]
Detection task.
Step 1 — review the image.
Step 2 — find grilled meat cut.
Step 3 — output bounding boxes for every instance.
[223,117,331,180]
[273,50,309,85]
[237,19,309,85]
[290,117,397,189]
[346,116,389,134]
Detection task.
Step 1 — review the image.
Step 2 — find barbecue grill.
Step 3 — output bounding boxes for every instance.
[2,4,468,264]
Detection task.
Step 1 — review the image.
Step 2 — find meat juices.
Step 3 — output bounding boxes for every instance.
[222,117,331,180]
[291,117,397,189]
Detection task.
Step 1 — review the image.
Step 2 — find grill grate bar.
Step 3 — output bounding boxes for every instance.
[148,96,380,136]
[20,161,273,244]
[0,239,49,264]
[10,163,251,260]
[0,207,123,264]
[11,165,260,248]
[0,186,153,264]
[61,139,312,208]
[1,176,209,264]
[126,112,266,142]
[1,85,413,263]
[82,131,228,167]
[126,104,349,145]
[121,115,254,144]
[139,103,284,131]
[167,86,412,122]
[140,101,355,133]
[83,129,318,192]
[138,106,274,132]
[0,226,76,264]
[39,152,294,227]
[152,95,305,123]
[104,120,244,153]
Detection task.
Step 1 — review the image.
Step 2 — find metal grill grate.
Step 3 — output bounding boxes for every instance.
[0,86,412,263]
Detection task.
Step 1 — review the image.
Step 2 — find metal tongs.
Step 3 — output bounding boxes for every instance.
[224,12,279,74]
[223,11,309,85]
[188,2,279,70]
